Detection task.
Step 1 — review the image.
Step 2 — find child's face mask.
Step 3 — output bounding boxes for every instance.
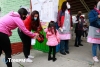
[66,2,71,9]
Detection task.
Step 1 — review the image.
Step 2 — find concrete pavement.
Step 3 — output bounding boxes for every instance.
[0,37,100,67]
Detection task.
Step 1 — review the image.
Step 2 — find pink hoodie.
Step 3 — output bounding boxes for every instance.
[44,29,60,46]
[0,11,35,38]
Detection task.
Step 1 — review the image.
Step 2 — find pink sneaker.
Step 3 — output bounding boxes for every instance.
[93,56,99,62]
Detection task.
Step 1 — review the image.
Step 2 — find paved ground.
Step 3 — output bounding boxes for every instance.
[0,37,100,67]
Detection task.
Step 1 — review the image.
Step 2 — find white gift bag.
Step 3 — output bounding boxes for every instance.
[31,39,36,45]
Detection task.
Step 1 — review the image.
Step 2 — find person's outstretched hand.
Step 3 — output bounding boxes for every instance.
[34,33,39,39]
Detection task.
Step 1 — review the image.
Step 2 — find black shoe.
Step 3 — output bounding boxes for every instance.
[48,57,53,61]
[53,58,57,62]
[74,45,79,47]
[65,51,69,54]
[60,52,66,55]
[79,44,83,46]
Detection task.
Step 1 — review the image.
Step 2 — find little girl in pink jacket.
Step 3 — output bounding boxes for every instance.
[44,21,60,62]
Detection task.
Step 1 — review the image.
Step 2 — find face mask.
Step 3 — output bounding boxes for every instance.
[34,17,37,20]
[97,1,100,10]
[22,16,26,20]
[21,15,26,20]
[66,2,71,9]
[79,13,81,16]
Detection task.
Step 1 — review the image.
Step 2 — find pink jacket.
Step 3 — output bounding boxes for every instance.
[0,11,36,38]
[44,29,60,46]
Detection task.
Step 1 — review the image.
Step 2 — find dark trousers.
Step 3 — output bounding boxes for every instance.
[18,29,31,58]
[60,40,69,53]
[83,31,87,37]
[75,34,81,46]
[0,32,12,67]
[48,46,56,59]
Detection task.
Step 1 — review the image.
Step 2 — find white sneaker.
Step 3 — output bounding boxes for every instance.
[28,55,34,59]
[26,58,33,63]
[93,56,99,62]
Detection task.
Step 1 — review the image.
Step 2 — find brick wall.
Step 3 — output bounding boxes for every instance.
[11,42,32,55]
[11,42,23,54]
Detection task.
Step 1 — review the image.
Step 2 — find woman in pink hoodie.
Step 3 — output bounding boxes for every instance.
[44,21,60,62]
[0,8,38,67]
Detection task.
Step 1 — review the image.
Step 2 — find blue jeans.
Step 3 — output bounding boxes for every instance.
[92,43,100,57]
[60,40,69,53]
